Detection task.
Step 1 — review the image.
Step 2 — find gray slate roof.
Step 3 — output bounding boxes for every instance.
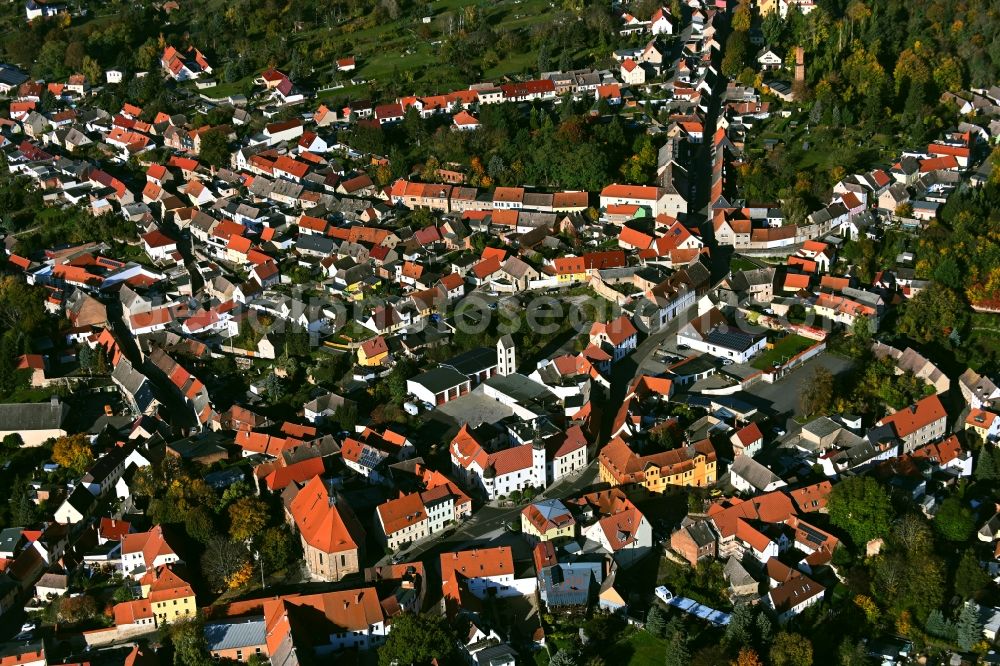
[204,617,266,651]
[0,400,68,432]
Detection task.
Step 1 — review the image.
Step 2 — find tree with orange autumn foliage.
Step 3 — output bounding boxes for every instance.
[732,647,764,666]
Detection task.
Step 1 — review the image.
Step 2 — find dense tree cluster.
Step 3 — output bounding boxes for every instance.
[359,103,648,193]
[132,458,298,591]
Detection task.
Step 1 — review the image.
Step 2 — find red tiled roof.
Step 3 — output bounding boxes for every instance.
[440,546,514,602]
[601,184,659,200]
[376,492,427,536]
[288,476,364,554]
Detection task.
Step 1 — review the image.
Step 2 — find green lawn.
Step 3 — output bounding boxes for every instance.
[730,256,761,272]
[605,629,671,666]
[752,334,817,370]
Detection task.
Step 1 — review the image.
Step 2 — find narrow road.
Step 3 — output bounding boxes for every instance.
[105,300,195,433]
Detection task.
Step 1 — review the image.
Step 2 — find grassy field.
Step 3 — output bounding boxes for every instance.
[752,333,817,370]
[730,256,761,272]
[965,312,1000,371]
[287,0,584,103]
[605,629,671,666]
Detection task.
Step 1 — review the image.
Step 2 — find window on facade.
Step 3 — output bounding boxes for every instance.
[341,554,347,566]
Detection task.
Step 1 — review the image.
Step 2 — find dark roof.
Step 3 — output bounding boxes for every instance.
[0,527,25,553]
[82,444,134,485]
[63,485,97,515]
[704,327,763,352]
[685,521,716,548]
[167,434,229,460]
[411,366,469,394]
[0,400,68,431]
[296,234,337,255]
[539,562,602,607]
[0,64,29,87]
[443,346,497,376]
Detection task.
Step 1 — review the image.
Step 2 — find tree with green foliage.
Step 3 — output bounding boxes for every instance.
[956,601,981,651]
[8,475,37,527]
[725,602,754,647]
[769,632,813,666]
[897,283,968,344]
[377,613,457,666]
[645,603,666,637]
[925,609,952,640]
[168,617,213,666]
[663,618,690,666]
[0,276,46,336]
[873,523,945,620]
[934,497,976,542]
[2,433,23,453]
[954,549,991,600]
[548,650,577,666]
[837,639,871,666]
[260,525,296,572]
[976,447,999,481]
[828,476,892,547]
[755,612,774,645]
[800,366,834,416]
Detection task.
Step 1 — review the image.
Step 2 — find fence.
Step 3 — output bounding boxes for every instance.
[760,340,827,383]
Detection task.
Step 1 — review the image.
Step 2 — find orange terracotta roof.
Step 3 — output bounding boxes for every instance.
[377,492,427,535]
[440,546,514,602]
[288,476,364,554]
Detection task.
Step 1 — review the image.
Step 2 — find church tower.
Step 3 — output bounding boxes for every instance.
[532,435,548,489]
[497,334,516,376]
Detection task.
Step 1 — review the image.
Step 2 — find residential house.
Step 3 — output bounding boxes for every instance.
[730,455,787,494]
[731,422,764,457]
[521,499,576,543]
[580,497,653,568]
[121,525,180,578]
[967,409,1000,443]
[875,393,948,453]
[670,520,718,567]
[440,546,537,613]
[589,315,638,362]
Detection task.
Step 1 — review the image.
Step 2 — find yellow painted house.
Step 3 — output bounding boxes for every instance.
[550,256,587,284]
[521,499,576,542]
[598,436,717,492]
[358,336,389,367]
[966,408,999,442]
[140,565,197,626]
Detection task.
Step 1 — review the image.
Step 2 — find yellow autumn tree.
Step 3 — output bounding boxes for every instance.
[228,561,254,589]
[894,46,931,93]
[228,496,269,543]
[52,434,94,474]
[853,594,880,625]
[895,610,912,636]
